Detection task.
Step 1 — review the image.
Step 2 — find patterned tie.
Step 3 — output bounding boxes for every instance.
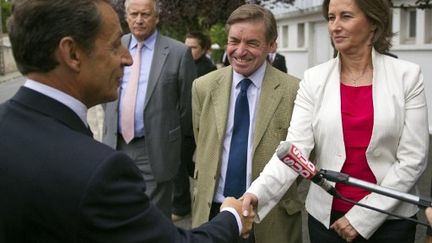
[121,42,143,143]
[224,78,252,198]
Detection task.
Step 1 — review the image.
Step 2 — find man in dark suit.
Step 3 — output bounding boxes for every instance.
[0,0,253,242]
[170,31,218,222]
[268,52,287,73]
[103,0,197,218]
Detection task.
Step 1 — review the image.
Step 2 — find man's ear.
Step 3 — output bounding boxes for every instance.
[269,39,277,53]
[57,37,82,72]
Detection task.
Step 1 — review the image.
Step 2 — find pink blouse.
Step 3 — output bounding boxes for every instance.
[332,83,377,212]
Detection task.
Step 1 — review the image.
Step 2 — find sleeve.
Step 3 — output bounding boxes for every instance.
[345,65,429,239]
[78,152,238,243]
[179,46,197,138]
[246,73,316,222]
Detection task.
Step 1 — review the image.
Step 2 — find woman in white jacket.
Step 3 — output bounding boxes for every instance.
[241,0,429,242]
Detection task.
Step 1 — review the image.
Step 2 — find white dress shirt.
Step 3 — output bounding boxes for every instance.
[24,79,88,126]
[119,31,157,137]
[213,62,267,203]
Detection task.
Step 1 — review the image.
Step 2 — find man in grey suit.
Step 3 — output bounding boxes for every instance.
[103,0,196,217]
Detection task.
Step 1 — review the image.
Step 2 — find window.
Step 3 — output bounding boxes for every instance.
[400,8,417,44]
[426,9,432,43]
[297,23,305,48]
[282,25,289,48]
[408,10,417,38]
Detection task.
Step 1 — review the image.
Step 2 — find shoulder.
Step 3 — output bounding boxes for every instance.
[374,52,423,93]
[121,33,132,47]
[266,65,300,87]
[158,34,188,51]
[195,67,229,86]
[376,52,420,72]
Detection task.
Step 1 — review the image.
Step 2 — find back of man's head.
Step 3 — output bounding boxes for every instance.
[8,0,106,74]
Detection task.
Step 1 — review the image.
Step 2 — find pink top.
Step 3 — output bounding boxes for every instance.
[332,83,377,212]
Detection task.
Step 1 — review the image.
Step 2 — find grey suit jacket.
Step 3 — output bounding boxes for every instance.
[103,32,196,182]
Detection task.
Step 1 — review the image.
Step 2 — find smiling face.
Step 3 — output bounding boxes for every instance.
[327,0,376,55]
[126,0,159,42]
[78,2,132,107]
[226,20,275,77]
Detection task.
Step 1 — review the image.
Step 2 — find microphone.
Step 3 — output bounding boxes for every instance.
[319,169,432,209]
[275,142,431,227]
[276,141,339,197]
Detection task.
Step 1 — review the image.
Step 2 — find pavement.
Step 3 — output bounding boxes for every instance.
[0,71,22,84]
[1,72,431,242]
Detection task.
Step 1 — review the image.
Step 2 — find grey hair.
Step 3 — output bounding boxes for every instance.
[124,0,160,16]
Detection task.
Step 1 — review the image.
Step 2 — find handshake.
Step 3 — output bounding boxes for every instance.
[221,193,259,239]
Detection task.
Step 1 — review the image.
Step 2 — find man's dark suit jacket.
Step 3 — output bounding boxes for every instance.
[0,87,238,243]
[271,53,287,73]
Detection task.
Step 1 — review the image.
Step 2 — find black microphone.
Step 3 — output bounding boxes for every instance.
[319,169,432,209]
[276,141,339,197]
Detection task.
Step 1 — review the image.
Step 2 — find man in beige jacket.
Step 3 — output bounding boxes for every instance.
[191,4,302,243]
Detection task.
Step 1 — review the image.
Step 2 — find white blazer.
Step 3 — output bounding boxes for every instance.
[247,49,429,239]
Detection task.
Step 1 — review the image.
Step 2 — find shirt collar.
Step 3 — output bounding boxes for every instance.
[130,31,157,51]
[232,61,267,89]
[23,79,88,126]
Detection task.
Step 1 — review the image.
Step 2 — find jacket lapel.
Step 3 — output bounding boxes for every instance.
[145,34,168,108]
[252,67,283,153]
[210,68,233,141]
[12,87,92,137]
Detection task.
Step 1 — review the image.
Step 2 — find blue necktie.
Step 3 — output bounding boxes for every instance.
[224,78,252,198]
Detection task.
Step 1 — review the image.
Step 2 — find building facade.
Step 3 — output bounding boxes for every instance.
[273,0,432,132]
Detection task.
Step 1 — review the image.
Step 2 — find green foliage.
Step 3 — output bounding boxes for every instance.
[1,0,12,33]
[208,23,227,48]
[158,0,245,41]
[208,23,227,64]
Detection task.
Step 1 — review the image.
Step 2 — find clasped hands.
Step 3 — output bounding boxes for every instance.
[221,193,258,239]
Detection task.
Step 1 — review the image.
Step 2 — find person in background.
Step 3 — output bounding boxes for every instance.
[0,0,254,242]
[192,4,303,243]
[221,45,231,67]
[267,42,287,73]
[186,31,217,77]
[171,31,218,222]
[103,0,196,218]
[242,0,429,242]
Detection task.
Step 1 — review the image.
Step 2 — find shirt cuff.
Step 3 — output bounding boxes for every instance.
[221,207,242,235]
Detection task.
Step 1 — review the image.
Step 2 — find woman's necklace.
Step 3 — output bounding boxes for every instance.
[345,66,371,87]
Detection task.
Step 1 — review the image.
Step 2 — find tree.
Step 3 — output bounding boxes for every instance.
[1,0,12,33]
[157,0,245,40]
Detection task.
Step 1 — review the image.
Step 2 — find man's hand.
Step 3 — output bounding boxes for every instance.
[221,197,255,239]
[330,216,359,242]
[240,192,258,218]
[426,207,432,226]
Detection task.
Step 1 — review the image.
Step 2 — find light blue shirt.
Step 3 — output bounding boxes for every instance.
[214,62,267,203]
[119,31,157,137]
[24,79,88,126]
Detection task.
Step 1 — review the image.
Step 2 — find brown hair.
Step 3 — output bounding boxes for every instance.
[322,0,393,53]
[226,4,277,43]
